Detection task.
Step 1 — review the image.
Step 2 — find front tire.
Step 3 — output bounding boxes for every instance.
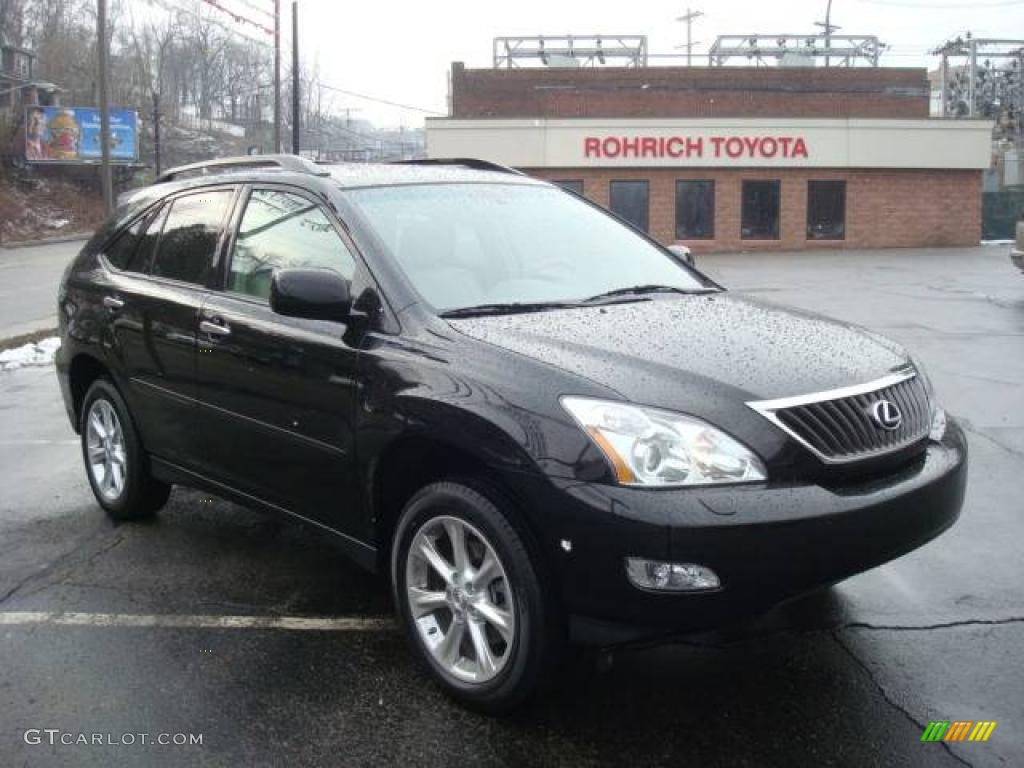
[80,378,170,521]
[391,480,559,713]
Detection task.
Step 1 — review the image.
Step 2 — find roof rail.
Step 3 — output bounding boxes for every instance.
[391,158,525,176]
[155,154,331,183]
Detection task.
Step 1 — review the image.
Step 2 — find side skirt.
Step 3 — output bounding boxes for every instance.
[150,456,379,573]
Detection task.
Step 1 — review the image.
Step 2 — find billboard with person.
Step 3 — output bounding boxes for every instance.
[25,106,138,163]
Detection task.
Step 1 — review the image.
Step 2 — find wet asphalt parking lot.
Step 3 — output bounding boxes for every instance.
[0,244,1021,767]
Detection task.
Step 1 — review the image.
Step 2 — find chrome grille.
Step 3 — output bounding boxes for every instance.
[747,370,931,464]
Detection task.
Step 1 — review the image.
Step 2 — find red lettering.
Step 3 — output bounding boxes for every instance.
[792,137,808,158]
[584,137,601,158]
[711,137,726,157]
[666,137,685,158]
[602,137,620,158]
[622,137,640,158]
[686,137,703,158]
[641,137,658,158]
[778,137,793,157]
[743,136,759,156]
[725,137,744,158]
[760,137,778,158]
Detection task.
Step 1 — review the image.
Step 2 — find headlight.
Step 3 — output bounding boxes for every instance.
[910,357,946,442]
[561,397,767,487]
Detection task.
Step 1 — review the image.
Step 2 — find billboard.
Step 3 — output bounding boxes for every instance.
[25,106,139,164]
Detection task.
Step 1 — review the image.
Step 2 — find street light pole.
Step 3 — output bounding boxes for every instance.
[291,0,299,155]
[97,0,113,214]
[153,90,161,176]
[274,0,281,152]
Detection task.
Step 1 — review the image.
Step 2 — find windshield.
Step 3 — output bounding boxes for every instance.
[346,183,712,313]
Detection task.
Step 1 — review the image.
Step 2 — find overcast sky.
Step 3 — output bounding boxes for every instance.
[282,0,1019,126]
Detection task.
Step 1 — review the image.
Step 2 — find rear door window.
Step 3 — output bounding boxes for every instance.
[152,190,234,285]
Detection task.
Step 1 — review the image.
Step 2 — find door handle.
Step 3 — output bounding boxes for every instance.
[200,319,231,336]
[103,296,125,310]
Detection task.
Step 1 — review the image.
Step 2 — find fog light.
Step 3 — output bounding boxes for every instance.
[625,558,720,592]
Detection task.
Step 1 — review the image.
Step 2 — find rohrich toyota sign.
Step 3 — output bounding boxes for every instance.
[583,135,809,160]
[425,118,992,169]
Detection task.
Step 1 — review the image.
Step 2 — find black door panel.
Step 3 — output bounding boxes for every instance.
[108,275,205,468]
[196,294,360,534]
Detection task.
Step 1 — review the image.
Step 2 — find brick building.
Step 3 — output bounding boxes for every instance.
[426,63,992,251]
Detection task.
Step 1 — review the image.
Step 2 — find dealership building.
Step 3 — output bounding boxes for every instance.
[426,64,993,251]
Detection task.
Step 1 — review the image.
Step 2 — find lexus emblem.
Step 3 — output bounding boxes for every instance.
[869,400,902,431]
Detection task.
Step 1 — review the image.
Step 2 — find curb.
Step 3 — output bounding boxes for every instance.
[0,327,59,352]
[0,232,91,249]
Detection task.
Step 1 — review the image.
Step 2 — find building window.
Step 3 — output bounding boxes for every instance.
[553,179,583,195]
[675,180,715,239]
[13,53,30,79]
[609,180,649,233]
[807,180,846,240]
[741,180,781,240]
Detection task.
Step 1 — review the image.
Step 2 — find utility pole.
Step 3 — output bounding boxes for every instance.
[967,33,977,117]
[939,51,948,117]
[273,0,281,153]
[97,0,113,214]
[291,0,299,154]
[152,91,161,176]
[676,8,703,66]
[815,0,839,67]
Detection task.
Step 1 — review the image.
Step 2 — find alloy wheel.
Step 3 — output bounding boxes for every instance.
[85,399,127,502]
[405,515,516,684]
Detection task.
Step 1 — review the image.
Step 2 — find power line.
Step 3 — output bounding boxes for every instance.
[225,0,275,21]
[200,0,274,36]
[317,83,445,115]
[143,0,274,50]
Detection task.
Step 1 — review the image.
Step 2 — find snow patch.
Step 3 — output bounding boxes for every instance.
[0,337,61,372]
[980,239,1015,246]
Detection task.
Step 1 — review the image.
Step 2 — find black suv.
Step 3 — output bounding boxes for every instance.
[57,155,967,711]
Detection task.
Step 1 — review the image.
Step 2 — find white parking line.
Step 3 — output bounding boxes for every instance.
[0,611,396,631]
[0,440,79,445]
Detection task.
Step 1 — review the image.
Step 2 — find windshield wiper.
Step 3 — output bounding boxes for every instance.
[440,301,582,318]
[582,284,714,303]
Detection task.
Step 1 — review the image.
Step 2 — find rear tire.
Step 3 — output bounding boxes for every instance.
[80,378,171,521]
[391,480,560,713]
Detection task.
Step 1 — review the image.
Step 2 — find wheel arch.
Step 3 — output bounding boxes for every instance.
[68,353,113,432]
[370,433,544,579]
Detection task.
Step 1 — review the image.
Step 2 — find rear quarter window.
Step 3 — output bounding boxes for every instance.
[103,215,149,271]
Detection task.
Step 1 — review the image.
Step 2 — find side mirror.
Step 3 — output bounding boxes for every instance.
[270,267,352,323]
[667,244,696,267]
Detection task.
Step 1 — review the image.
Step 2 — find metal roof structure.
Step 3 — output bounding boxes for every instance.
[708,34,884,67]
[493,35,648,69]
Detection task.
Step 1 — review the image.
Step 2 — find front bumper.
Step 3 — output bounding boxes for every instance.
[516,420,967,644]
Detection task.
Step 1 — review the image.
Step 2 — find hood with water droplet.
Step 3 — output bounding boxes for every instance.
[447,293,909,408]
